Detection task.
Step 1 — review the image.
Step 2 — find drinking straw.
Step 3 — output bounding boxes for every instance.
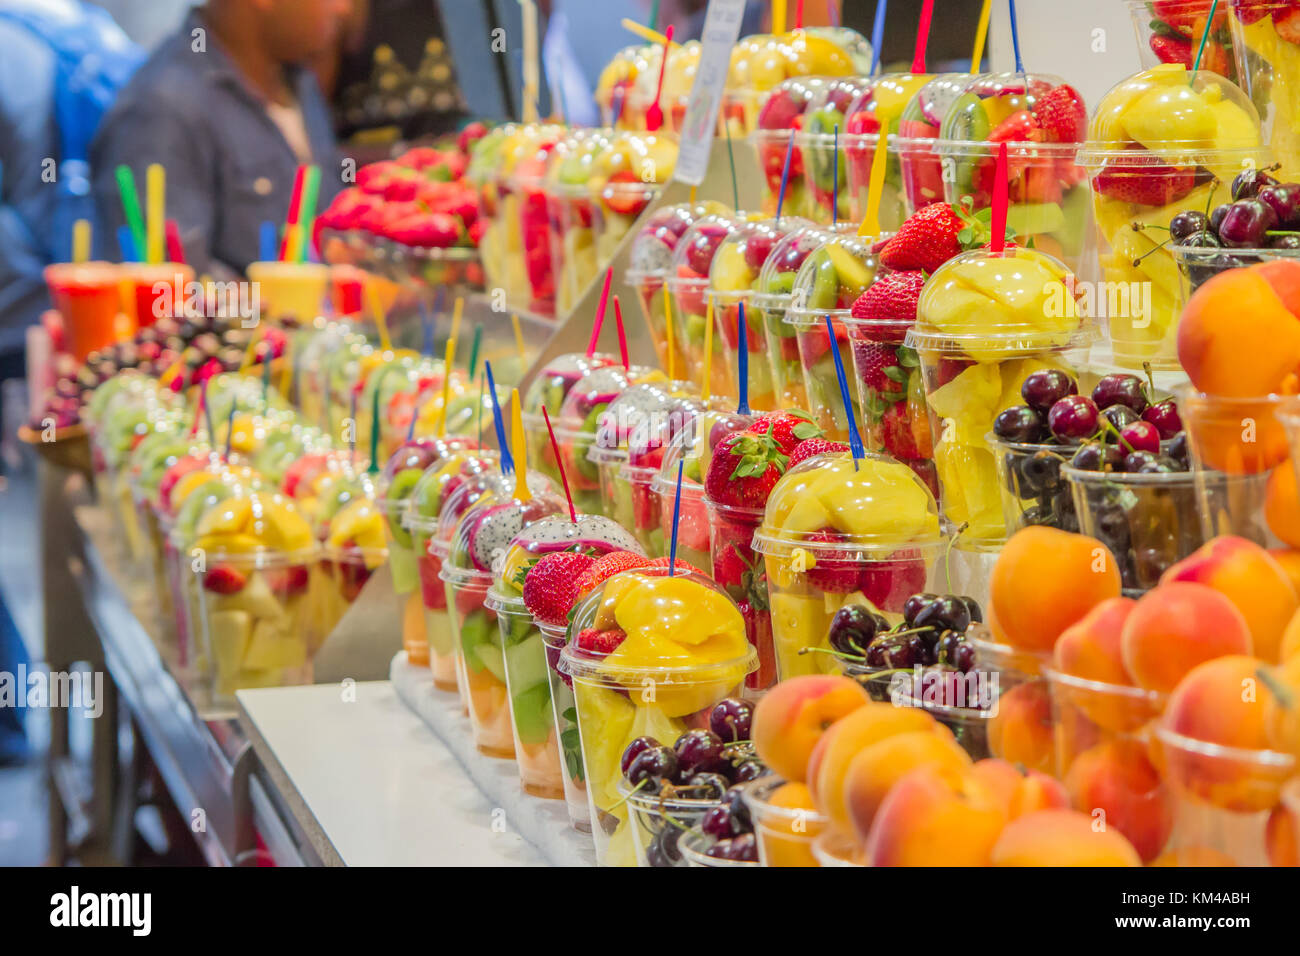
[224,401,237,462]
[280,166,307,260]
[114,165,147,256]
[117,225,138,263]
[1007,0,1023,74]
[648,0,660,30]
[450,296,465,346]
[663,289,677,380]
[794,0,805,29]
[971,0,993,72]
[476,377,485,447]
[467,324,483,381]
[367,285,392,351]
[912,0,934,74]
[823,315,864,466]
[436,333,457,436]
[1192,0,1221,75]
[369,385,382,473]
[668,458,684,576]
[736,301,751,416]
[262,350,272,410]
[197,378,212,440]
[620,17,672,46]
[701,297,715,401]
[259,221,277,262]
[724,122,740,211]
[859,130,890,236]
[772,0,787,34]
[870,0,887,75]
[145,163,165,264]
[484,361,515,473]
[511,312,527,364]
[165,219,185,265]
[775,132,795,222]
[71,220,91,264]
[613,294,630,370]
[349,389,359,461]
[645,24,674,133]
[509,388,531,501]
[296,165,322,263]
[407,390,428,441]
[420,300,434,356]
[991,142,1009,254]
[831,125,839,223]
[542,406,577,522]
[586,268,614,356]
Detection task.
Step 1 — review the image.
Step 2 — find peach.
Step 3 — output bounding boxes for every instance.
[1119,581,1252,693]
[1177,259,1300,397]
[1262,652,1300,758]
[970,758,1068,819]
[990,809,1142,866]
[1269,548,1300,597]
[987,679,1054,773]
[1265,800,1299,867]
[1064,739,1175,863]
[1150,846,1238,867]
[1281,606,1300,662]
[1161,536,1298,663]
[751,674,871,782]
[990,527,1121,653]
[807,702,939,827]
[842,730,972,842]
[863,764,1008,867]
[1266,462,1300,549]
[754,781,824,868]
[1052,597,1136,685]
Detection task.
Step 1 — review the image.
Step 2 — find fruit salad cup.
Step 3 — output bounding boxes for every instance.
[935,72,1093,274]
[906,247,1094,545]
[318,495,388,639]
[250,419,333,488]
[509,134,563,316]
[753,451,946,680]
[785,231,879,440]
[589,132,678,264]
[754,223,836,407]
[721,30,858,136]
[742,776,831,867]
[492,124,566,307]
[896,73,971,213]
[538,623,590,830]
[1229,1,1300,178]
[843,73,929,230]
[752,76,825,218]
[1078,65,1265,368]
[520,351,618,490]
[545,129,613,315]
[989,435,1080,538]
[440,486,564,757]
[708,216,813,411]
[596,45,653,129]
[798,76,875,224]
[627,200,732,376]
[558,567,758,866]
[1129,0,1238,83]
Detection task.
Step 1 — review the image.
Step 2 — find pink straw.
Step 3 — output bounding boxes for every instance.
[585,268,614,357]
[613,295,630,370]
[912,0,934,73]
[542,407,577,523]
[165,219,186,265]
[990,142,1009,254]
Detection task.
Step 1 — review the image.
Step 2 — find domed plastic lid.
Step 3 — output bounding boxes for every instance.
[496,123,566,186]
[895,73,970,144]
[665,213,747,293]
[190,488,319,564]
[785,231,879,326]
[754,76,827,139]
[466,123,516,186]
[169,466,260,548]
[521,351,620,428]
[1078,64,1264,165]
[753,222,835,307]
[907,246,1096,355]
[649,406,757,498]
[936,72,1086,150]
[590,381,703,466]
[797,75,876,145]
[377,436,478,512]
[596,45,653,124]
[558,567,759,686]
[589,131,678,190]
[553,364,638,440]
[315,466,381,542]
[753,451,945,558]
[405,450,501,531]
[806,26,873,73]
[545,128,615,192]
[440,487,565,584]
[708,216,815,306]
[626,200,733,283]
[251,421,333,485]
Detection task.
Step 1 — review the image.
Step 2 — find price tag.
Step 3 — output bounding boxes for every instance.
[673,0,747,186]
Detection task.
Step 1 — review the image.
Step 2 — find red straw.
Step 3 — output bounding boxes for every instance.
[990,142,1009,254]
[795,0,805,29]
[613,294,630,370]
[585,267,614,357]
[165,219,186,265]
[279,165,308,260]
[542,407,578,522]
[912,0,934,73]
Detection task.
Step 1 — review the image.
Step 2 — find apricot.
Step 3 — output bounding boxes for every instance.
[751,674,871,782]
[753,781,824,868]
[1261,652,1300,759]
[1177,259,1300,398]
[806,702,939,827]
[1053,597,1136,685]
[1149,846,1238,867]
[1161,536,1298,663]
[1064,739,1174,863]
[1119,581,1252,693]
[1269,547,1300,597]
[863,764,1008,867]
[987,679,1055,774]
[970,758,1068,820]
[1265,462,1300,549]
[1265,799,1300,867]
[1180,391,1291,474]
[990,809,1142,866]
[842,730,971,841]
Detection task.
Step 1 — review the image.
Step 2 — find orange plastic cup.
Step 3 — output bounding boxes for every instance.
[45,262,126,360]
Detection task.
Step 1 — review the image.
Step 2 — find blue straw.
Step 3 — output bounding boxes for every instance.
[823,315,864,467]
[117,225,138,262]
[736,300,750,416]
[484,360,515,474]
[831,125,840,223]
[870,0,888,76]
[1008,0,1023,74]
[668,458,684,576]
[420,300,434,356]
[259,221,277,262]
[775,133,795,223]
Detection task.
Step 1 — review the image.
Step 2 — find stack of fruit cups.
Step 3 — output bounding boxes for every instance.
[720,30,860,136]
[509,133,563,316]
[440,482,564,757]
[249,419,333,488]
[741,775,831,867]
[708,216,813,412]
[1077,64,1265,369]
[487,514,645,800]
[754,222,835,407]
[934,72,1093,275]
[1127,0,1239,83]
[751,76,825,218]
[559,566,758,866]
[492,124,566,307]
[521,351,618,491]
[844,74,931,231]
[906,246,1095,547]
[626,200,732,376]
[588,132,678,266]
[753,450,947,680]
[1229,1,1300,178]
[545,129,614,316]
[798,76,876,224]
[785,230,879,440]
[126,424,190,630]
[895,73,971,215]
[188,490,321,712]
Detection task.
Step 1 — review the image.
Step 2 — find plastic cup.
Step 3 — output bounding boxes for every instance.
[246,261,330,326]
[559,567,758,867]
[538,624,591,830]
[120,262,195,330]
[797,76,875,224]
[751,77,825,218]
[968,624,1051,689]
[1045,668,1167,769]
[676,825,760,867]
[990,437,1079,537]
[753,452,947,681]
[1229,2,1300,178]
[896,73,972,213]
[742,776,830,867]
[510,138,562,316]
[1128,0,1238,82]
[810,829,866,866]
[1173,243,1300,303]
[705,499,777,693]
[754,223,838,408]
[318,543,386,637]
[842,75,920,230]
[546,130,614,315]
[589,131,677,264]
[44,262,127,360]
[620,782,724,868]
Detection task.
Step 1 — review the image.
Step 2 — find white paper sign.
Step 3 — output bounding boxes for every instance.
[673,0,747,186]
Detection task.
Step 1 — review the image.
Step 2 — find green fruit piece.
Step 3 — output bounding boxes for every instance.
[510,681,554,745]
[1006,202,1066,238]
[941,92,990,142]
[807,107,847,192]
[763,270,797,296]
[460,608,491,672]
[804,248,838,311]
[505,632,550,696]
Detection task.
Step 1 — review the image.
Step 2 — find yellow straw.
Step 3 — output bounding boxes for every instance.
[971,0,993,73]
[620,17,674,46]
[772,0,786,35]
[509,388,531,501]
[72,220,91,264]
[511,312,526,364]
[860,131,890,237]
[367,285,392,351]
[450,296,464,344]
[689,185,697,205]
[239,326,266,372]
[436,335,457,436]
[145,164,165,264]
[701,296,714,402]
[663,288,677,381]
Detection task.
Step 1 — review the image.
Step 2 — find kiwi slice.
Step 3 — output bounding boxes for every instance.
[941,93,992,193]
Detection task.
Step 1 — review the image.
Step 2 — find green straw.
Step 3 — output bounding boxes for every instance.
[369,385,381,473]
[467,325,483,381]
[115,165,147,257]
[724,122,740,211]
[296,165,322,263]
[1191,0,1221,77]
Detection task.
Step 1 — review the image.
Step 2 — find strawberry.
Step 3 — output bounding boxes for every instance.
[647,556,706,576]
[706,426,791,510]
[418,553,446,610]
[267,564,310,597]
[575,550,652,597]
[879,402,925,461]
[523,551,597,625]
[455,583,487,618]
[803,530,862,593]
[787,438,849,470]
[988,110,1040,144]
[603,169,652,216]
[1149,32,1193,67]
[860,557,928,608]
[338,560,373,603]
[1030,85,1087,143]
[575,627,627,655]
[743,410,821,455]
[1275,6,1300,43]
[203,565,247,594]
[1092,162,1196,207]
[854,343,905,396]
[879,202,964,273]
[849,270,926,341]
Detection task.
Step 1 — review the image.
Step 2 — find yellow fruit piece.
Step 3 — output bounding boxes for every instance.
[326,498,387,553]
[710,242,753,293]
[825,242,875,297]
[1122,84,1217,154]
[197,497,253,537]
[208,609,251,678]
[243,618,307,671]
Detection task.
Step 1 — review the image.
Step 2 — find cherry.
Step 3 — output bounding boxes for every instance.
[708,698,754,742]
[1272,234,1300,250]
[1169,209,1208,242]
[620,735,658,777]
[1219,199,1277,248]
[701,804,738,839]
[1258,183,1300,226]
[673,729,724,774]
[1021,369,1077,414]
[626,746,678,790]
[828,604,886,657]
[903,592,938,625]
[706,833,758,862]
[686,772,730,799]
[1101,404,1139,431]
[1091,374,1148,414]
[1231,167,1278,201]
[1141,398,1182,439]
[1070,442,1123,472]
[993,405,1047,443]
[1208,204,1231,234]
[733,760,766,782]
[1048,395,1100,442]
[1120,420,1160,455]
[1123,450,1160,472]
[913,595,972,636]
[1167,431,1190,467]
[959,595,983,624]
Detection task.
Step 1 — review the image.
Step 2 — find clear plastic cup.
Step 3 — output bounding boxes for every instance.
[896,73,972,213]
[811,828,866,866]
[1078,65,1265,368]
[1229,2,1300,178]
[752,77,826,218]
[44,262,126,360]
[492,124,567,306]
[246,261,330,326]
[753,452,947,680]
[676,825,761,867]
[843,74,925,230]
[559,567,758,867]
[990,437,1079,538]
[120,262,195,330]
[596,45,652,129]
[544,131,613,315]
[510,135,564,316]
[520,351,618,493]
[797,76,875,223]
[539,623,591,831]
[1128,0,1238,82]
[622,783,723,867]
[1173,243,1300,303]
[720,30,860,136]
[588,132,677,264]
[906,246,1095,545]
[742,776,830,867]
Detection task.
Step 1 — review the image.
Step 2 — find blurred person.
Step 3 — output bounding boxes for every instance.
[91,0,353,277]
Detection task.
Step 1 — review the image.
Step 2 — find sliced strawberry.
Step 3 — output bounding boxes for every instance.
[267,564,310,597]
[418,552,447,610]
[203,564,247,594]
[802,530,862,593]
[988,110,1040,144]
[1149,33,1193,67]
[1029,85,1087,144]
[575,627,627,654]
[1092,162,1196,206]
[1275,6,1300,43]
[454,584,486,619]
[854,343,905,397]
[859,556,928,611]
